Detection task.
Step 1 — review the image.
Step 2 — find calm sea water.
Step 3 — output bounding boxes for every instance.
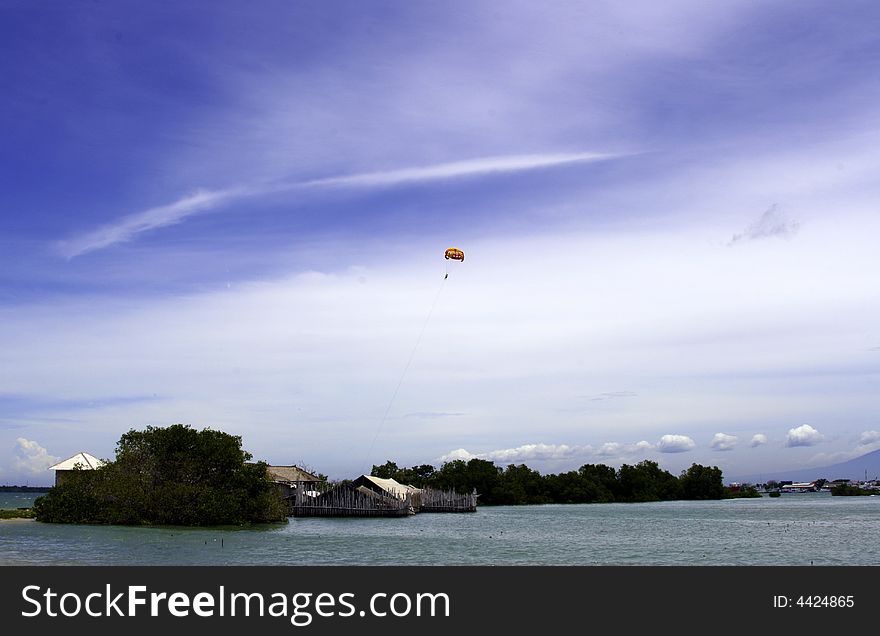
[2,493,878,566]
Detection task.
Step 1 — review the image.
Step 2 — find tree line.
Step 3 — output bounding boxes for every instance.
[372,458,731,504]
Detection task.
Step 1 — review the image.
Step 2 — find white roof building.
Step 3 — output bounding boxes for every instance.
[48,452,106,485]
[49,452,105,471]
[357,475,420,500]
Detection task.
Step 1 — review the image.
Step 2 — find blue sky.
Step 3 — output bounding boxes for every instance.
[2,1,880,484]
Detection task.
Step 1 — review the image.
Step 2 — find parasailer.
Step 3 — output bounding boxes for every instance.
[444,247,464,262]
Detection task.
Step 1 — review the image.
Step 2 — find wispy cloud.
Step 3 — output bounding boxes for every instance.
[58,152,617,258]
[302,153,613,188]
[57,187,251,259]
[583,391,638,402]
[728,204,800,246]
[403,412,464,420]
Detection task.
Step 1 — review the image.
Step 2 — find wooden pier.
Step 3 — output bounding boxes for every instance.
[419,487,478,513]
[289,481,414,517]
[287,479,478,517]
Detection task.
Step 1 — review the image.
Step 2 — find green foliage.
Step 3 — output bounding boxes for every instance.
[618,460,682,502]
[493,464,550,505]
[725,484,762,498]
[830,483,874,496]
[372,456,728,505]
[679,464,725,500]
[370,461,437,487]
[34,424,287,526]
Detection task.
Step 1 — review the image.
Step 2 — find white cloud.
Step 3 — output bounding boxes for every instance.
[57,187,249,258]
[585,391,638,402]
[859,430,880,446]
[437,448,477,463]
[8,203,880,478]
[485,443,592,463]
[304,152,615,189]
[750,434,768,448]
[11,438,59,475]
[656,434,695,453]
[439,443,594,465]
[785,424,824,448]
[710,433,737,451]
[596,440,654,458]
[596,442,623,457]
[437,438,661,467]
[58,152,617,258]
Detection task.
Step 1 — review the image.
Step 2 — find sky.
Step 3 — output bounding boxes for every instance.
[2,0,879,485]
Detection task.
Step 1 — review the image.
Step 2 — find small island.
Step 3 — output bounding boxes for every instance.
[830,483,875,496]
[34,424,287,525]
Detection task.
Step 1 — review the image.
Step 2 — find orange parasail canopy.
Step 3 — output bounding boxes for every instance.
[444,247,464,262]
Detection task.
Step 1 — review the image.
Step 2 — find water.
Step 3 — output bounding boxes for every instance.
[2,494,878,566]
[0,492,47,510]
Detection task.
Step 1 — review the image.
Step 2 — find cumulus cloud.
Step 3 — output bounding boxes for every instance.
[437,448,477,463]
[11,438,59,475]
[728,204,800,246]
[595,441,655,457]
[785,424,824,447]
[596,442,624,457]
[750,434,768,447]
[859,430,880,446]
[710,433,737,451]
[656,434,695,453]
[484,443,594,463]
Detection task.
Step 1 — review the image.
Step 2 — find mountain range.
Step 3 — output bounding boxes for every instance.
[731,448,880,484]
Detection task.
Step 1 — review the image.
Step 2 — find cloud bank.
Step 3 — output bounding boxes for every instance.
[438,443,595,465]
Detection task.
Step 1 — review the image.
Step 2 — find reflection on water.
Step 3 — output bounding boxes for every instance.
[2,494,878,566]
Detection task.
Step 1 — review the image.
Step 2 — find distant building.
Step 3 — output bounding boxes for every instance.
[48,452,105,486]
[264,465,322,499]
[780,481,818,493]
[351,475,422,508]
